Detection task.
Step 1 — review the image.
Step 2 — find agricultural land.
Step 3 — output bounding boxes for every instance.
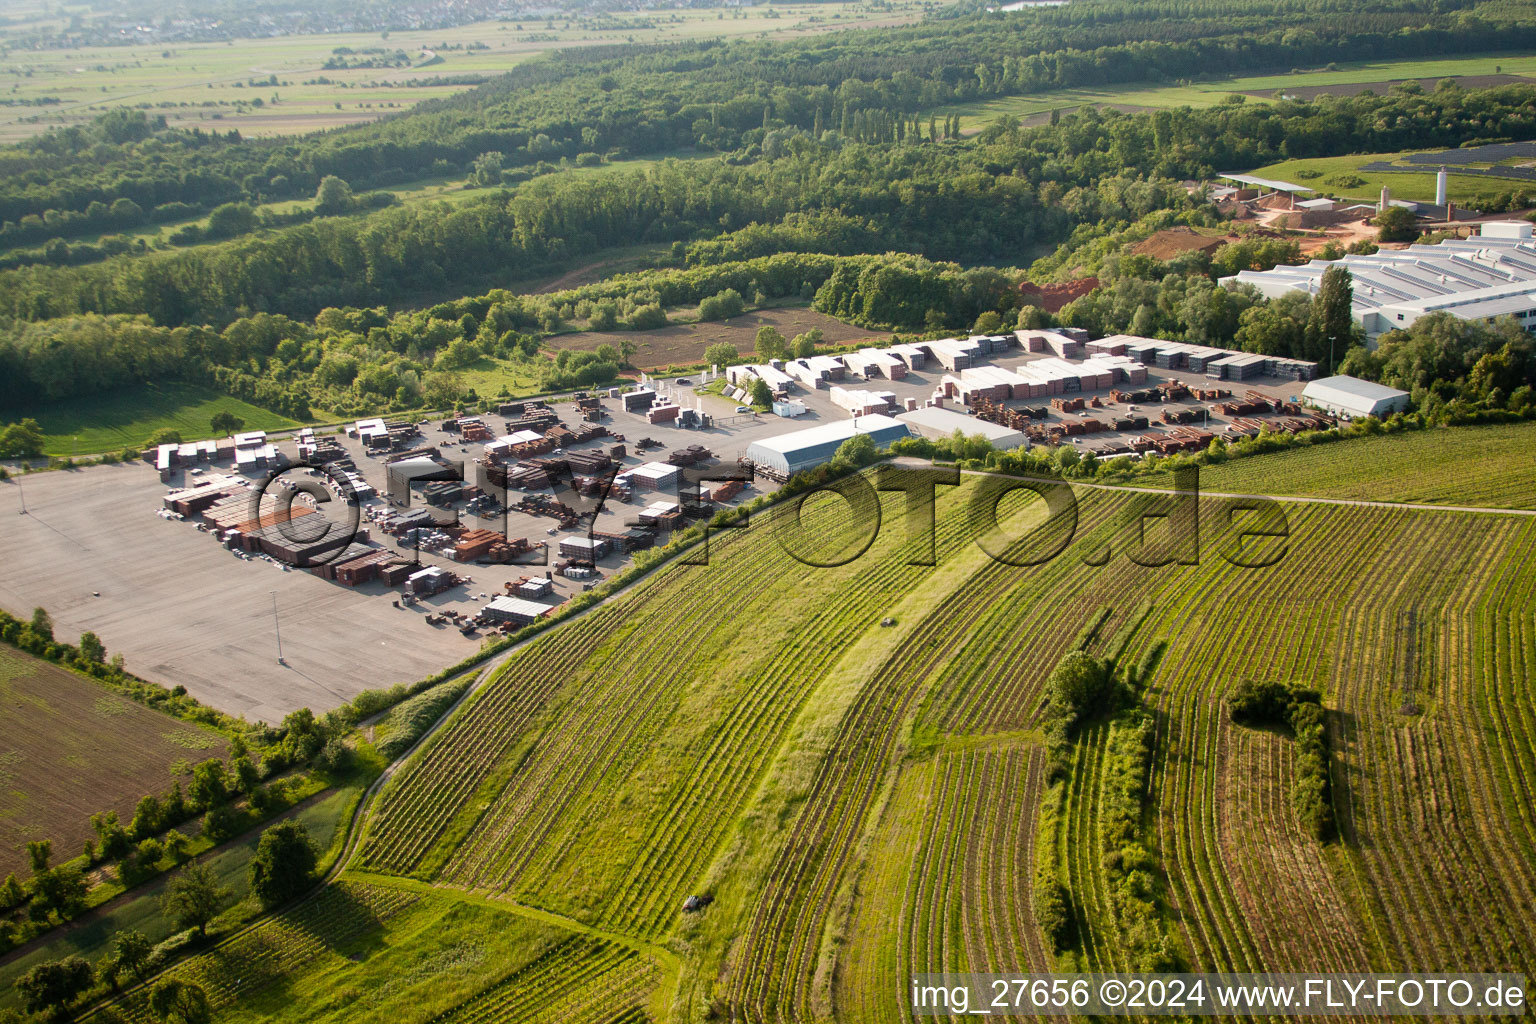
[546,307,891,371]
[0,645,229,877]
[1134,421,1536,509]
[84,475,1532,1021]
[0,2,931,144]
[2,0,1536,1017]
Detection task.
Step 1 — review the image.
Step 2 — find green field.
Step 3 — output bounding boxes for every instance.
[944,52,1536,133]
[90,475,1527,1021]
[1139,422,1536,508]
[1246,151,1533,206]
[8,381,306,457]
[97,876,673,1024]
[0,2,930,144]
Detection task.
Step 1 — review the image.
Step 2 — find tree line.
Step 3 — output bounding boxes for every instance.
[3,0,1534,249]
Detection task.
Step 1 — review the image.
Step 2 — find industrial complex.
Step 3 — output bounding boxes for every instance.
[4,309,1424,722]
[1223,220,1536,340]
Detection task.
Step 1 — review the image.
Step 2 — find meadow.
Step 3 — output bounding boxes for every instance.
[0,2,930,144]
[547,305,890,371]
[10,381,306,457]
[1137,422,1536,509]
[91,472,1533,1021]
[1245,152,1530,206]
[0,645,228,877]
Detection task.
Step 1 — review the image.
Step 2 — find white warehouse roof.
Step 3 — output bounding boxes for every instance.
[1302,375,1410,418]
[745,414,910,477]
[897,406,1027,449]
[1223,231,1536,341]
[1218,173,1315,193]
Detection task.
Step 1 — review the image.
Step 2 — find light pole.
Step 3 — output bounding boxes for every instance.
[16,471,25,515]
[271,591,285,665]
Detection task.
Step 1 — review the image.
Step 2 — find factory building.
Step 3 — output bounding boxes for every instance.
[743,414,911,479]
[1301,375,1411,419]
[1222,222,1536,342]
[897,406,1027,449]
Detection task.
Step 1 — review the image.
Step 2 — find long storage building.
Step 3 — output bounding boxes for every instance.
[744,414,911,479]
[1301,375,1410,418]
[897,406,1027,449]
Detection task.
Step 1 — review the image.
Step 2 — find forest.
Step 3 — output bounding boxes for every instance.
[2,0,1534,240]
[0,0,1534,441]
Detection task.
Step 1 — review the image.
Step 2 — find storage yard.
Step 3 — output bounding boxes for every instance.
[0,392,797,722]
[722,328,1329,474]
[0,332,1332,722]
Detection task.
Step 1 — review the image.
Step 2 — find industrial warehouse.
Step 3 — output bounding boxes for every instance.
[1224,220,1536,340]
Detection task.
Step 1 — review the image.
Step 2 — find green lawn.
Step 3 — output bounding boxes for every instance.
[1246,151,1534,205]
[10,382,307,457]
[437,355,550,401]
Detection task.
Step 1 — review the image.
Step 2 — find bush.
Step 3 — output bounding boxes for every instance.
[698,287,745,321]
[625,303,668,330]
[376,679,472,759]
[1228,679,1336,840]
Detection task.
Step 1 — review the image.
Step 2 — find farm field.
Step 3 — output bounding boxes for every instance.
[1245,151,1530,206]
[87,876,667,1024]
[1133,422,1536,509]
[0,2,930,143]
[0,644,228,877]
[547,306,890,371]
[11,381,307,457]
[0,785,359,1009]
[943,51,1536,134]
[249,471,1536,1022]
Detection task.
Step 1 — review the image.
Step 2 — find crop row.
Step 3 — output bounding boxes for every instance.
[1326,509,1535,974]
[435,491,896,926]
[722,493,1133,1020]
[432,485,1012,939]
[112,881,420,1022]
[1146,503,1399,972]
[361,597,644,873]
[1219,718,1371,969]
[1142,502,1536,978]
[431,934,655,1024]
